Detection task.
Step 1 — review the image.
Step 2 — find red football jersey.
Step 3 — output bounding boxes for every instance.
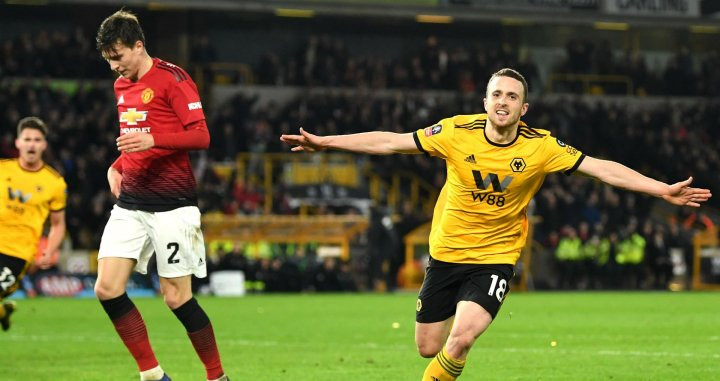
[114,58,208,212]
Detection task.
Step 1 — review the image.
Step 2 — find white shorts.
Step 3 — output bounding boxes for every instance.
[98,205,207,279]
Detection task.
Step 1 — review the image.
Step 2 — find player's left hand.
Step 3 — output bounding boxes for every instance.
[662,177,712,207]
[117,132,155,153]
[37,250,52,270]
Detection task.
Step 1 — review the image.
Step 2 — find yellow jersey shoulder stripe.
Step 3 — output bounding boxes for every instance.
[42,164,63,179]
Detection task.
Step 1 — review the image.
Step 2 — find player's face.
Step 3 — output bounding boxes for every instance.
[483,76,529,129]
[102,41,145,81]
[15,128,47,167]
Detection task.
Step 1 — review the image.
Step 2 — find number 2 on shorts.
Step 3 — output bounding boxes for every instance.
[167,242,180,264]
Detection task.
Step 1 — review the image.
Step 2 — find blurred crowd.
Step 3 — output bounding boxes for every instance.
[0,27,107,79]
[248,35,541,94]
[3,28,719,97]
[201,243,358,293]
[557,39,720,96]
[193,33,720,97]
[2,28,719,292]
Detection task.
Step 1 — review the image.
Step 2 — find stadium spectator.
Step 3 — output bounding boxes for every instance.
[615,225,647,289]
[644,222,674,290]
[555,226,583,289]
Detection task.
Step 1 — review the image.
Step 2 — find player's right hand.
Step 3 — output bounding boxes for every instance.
[280,127,327,152]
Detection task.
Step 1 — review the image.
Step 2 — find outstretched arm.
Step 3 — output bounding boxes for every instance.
[577,156,712,207]
[280,127,421,155]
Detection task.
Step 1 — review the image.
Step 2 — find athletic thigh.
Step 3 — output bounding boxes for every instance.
[98,205,154,269]
[158,275,193,308]
[146,206,207,279]
[416,259,466,323]
[415,316,454,357]
[457,264,514,319]
[95,257,136,298]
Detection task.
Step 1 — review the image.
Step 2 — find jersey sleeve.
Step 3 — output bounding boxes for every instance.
[541,135,585,175]
[412,118,455,159]
[50,177,68,212]
[111,155,123,173]
[169,78,205,126]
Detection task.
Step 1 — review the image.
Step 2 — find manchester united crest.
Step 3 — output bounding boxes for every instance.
[141,88,154,104]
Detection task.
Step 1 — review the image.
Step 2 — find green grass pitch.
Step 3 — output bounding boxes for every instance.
[2,292,719,380]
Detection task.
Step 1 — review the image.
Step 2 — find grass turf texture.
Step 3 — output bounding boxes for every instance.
[2,292,719,380]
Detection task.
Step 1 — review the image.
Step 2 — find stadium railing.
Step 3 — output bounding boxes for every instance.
[202,214,368,261]
[215,153,438,215]
[692,228,720,290]
[547,73,634,95]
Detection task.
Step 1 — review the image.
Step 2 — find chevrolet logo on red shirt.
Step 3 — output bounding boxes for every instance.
[119,108,148,126]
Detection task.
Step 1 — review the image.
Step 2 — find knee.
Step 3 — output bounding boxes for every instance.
[94,281,125,300]
[416,340,442,358]
[161,288,190,309]
[446,332,475,354]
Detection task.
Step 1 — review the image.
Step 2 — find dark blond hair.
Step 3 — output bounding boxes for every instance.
[488,68,528,102]
[17,116,48,137]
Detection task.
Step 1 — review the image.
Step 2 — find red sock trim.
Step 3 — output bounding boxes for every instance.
[112,308,159,371]
[188,324,224,379]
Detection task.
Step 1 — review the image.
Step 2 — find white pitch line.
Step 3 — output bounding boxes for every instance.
[500,347,720,360]
[6,333,719,360]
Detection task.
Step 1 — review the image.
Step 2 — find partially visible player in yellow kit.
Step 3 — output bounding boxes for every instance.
[0,117,67,331]
[281,68,712,380]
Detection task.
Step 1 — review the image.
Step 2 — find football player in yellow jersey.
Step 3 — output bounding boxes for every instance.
[281,68,712,381]
[0,117,67,331]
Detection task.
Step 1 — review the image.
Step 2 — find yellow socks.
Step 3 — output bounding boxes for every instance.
[421,346,466,381]
[0,303,6,320]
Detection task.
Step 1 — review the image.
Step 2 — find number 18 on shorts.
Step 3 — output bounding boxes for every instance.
[416,260,514,323]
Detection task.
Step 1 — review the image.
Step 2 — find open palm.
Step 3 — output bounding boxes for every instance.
[662,177,712,207]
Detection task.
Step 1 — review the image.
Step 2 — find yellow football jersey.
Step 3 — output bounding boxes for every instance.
[0,159,67,262]
[414,114,584,265]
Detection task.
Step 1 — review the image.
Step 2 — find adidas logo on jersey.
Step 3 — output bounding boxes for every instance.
[464,154,476,164]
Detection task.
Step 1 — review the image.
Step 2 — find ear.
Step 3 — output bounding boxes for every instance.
[482,97,488,112]
[520,102,529,116]
[14,138,20,150]
[133,40,145,52]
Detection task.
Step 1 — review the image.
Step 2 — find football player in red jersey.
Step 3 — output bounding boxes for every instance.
[94,10,228,381]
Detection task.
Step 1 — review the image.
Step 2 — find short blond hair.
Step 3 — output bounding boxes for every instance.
[488,68,529,102]
[17,116,48,137]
